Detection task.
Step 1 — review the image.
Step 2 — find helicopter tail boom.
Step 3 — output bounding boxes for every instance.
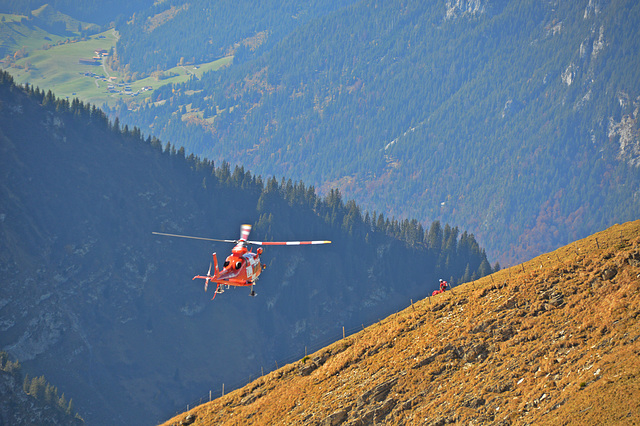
[213,252,220,276]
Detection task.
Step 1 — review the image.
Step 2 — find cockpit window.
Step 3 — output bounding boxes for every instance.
[235,261,243,270]
[223,260,230,268]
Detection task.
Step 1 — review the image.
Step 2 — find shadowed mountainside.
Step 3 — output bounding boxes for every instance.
[162,220,640,426]
[0,72,491,425]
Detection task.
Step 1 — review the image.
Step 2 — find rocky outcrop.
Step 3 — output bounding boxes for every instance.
[445,0,487,20]
[608,95,640,167]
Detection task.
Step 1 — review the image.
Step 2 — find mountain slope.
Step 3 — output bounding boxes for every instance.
[0,353,83,425]
[114,0,357,74]
[161,220,640,425]
[0,72,491,425]
[0,0,154,26]
[108,0,640,266]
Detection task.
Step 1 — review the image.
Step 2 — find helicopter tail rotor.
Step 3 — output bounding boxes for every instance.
[204,262,212,292]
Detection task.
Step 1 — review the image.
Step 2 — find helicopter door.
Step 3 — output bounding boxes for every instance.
[245,256,253,279]
[246,255,260,280]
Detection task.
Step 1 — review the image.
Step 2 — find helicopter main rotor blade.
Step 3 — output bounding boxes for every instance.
[239,224,252,242]
[153,231,331,246]
[246,240,332,246]
[152,231,237,243]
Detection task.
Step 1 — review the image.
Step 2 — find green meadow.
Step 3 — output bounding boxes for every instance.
[1,13,67,55]
[2,20,231,107]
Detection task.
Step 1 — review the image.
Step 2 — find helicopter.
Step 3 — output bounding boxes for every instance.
[153,224,331,299]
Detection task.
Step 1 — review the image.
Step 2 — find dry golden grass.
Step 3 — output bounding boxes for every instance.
[161,220,640,426]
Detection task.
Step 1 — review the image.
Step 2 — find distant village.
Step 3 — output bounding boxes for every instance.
[79,48,152,97]
[77,48,108,66]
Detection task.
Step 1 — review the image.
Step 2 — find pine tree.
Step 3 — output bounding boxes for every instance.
[112,117,120,133]
[462,263,472,283]
[29,375,46,399]
[23,373,30,394]
[376,213,385,231]
[58,393,67,411]
[44,384,58,403]
[478,258,492,277]
[42,90,55,107]
[427,221,443,254]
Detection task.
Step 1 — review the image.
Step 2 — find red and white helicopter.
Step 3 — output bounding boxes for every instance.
[153,224,331,299]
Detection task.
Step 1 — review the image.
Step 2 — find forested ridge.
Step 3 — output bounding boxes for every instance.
[114,0,357,75]
[0,351,82,424]
[0,69,493,425]
[0,0,154,26]
[0,70,493,282]
[106,0,640,265]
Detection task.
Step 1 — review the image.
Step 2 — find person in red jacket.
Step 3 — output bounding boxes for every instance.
[432,279,448,296]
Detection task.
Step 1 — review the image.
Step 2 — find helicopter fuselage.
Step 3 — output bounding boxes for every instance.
[217,245,263,285]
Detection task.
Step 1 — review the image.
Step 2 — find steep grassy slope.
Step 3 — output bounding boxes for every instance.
[162,220,640,425]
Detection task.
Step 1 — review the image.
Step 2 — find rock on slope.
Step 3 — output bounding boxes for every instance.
[161,220,640,425]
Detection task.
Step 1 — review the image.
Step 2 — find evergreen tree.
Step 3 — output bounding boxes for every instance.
[427,221,443,254]
[23,373,30,394]
[112,117,120,133]
[462,263,472,283]
[479,258,492,277]
[29,376,46,399]
[44,384,58,403]
[58,393,67,411]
